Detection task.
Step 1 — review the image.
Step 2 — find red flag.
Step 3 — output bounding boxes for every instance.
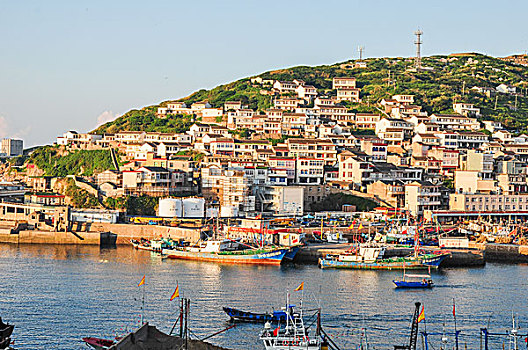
[273,327,280,336]
[452,301,456,318]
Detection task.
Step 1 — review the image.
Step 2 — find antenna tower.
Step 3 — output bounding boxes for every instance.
[358,46,364,61]
[414,30,423,69]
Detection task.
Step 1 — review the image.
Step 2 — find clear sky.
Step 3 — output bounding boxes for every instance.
[1,0,527,147]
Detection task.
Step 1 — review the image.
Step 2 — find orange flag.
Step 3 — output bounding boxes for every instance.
[138,275,145,287]
[170,284,180,301]
[294,282,304,292]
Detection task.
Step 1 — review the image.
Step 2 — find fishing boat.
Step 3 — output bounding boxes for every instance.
[82,337,115,350]
[162,239,289,265]
[284,245,301,261]
[259,294,325,350]
[326,232,347,244]
[393,274,434,288]
[318,243,449,270]
[130,238,154,251]
[0,318,13,341]
[223,306,291,323]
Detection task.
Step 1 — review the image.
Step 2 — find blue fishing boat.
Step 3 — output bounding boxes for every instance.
[283,245,301,261]
[393,274,434,288]
[223,306,292,323]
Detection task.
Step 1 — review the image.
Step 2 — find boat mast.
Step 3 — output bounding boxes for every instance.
[509,312,518,350]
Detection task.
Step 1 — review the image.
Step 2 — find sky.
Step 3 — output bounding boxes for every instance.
[1,0,527,147]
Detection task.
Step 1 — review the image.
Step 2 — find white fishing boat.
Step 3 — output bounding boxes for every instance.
[260,294,326,350]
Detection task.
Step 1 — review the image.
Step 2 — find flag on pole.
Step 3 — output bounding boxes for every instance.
[170,283,179,301]
[452,299,456,319]
[417,306,425,323]
[348,223,354,229]
[138,275,145,287]
[294,282,304,291]
[358,223,364,230]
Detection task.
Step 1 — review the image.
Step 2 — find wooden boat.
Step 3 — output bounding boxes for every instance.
[162,239,289,265]
[318,244,449,270]
[393,274,434,288]
[223,307,289,323]
[0,318,13,340]
[82,337,115,350]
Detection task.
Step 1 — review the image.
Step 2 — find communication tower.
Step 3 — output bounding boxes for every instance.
[414,30,423,69]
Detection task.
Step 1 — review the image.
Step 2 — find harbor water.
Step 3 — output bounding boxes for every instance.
[1,244,527,350]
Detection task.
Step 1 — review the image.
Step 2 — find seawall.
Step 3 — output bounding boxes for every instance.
[0,230,116,246]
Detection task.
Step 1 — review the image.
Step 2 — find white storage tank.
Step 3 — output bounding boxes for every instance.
[158,198,182,218]
[182,197,205,218]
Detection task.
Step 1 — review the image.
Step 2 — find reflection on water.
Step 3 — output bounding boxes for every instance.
[0,244,527,349]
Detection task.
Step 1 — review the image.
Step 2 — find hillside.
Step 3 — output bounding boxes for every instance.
[93,53,528,134]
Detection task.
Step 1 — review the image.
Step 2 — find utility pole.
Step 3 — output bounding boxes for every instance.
[494,95,499,110]
[414,30,423,69]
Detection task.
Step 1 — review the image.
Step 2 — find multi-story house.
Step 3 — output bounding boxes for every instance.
[449,193,528,212]
[393,95,414,105]
[332,77,356,89]
[295,158,325,184]
[336,87,360,102]
[273,80,297,93]
[429,114,480,131]
[274,98,302,110]
[453,103,481,116]
[375,118,414,144]
[367,180,405,208]
[267,157,296,184]
[404,181,442,217]
[122,166,172,197]
[286,138,337,165]
[354,114,381,129]
[295,85,317,101]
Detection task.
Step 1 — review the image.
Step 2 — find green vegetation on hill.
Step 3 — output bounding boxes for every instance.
[93,108,194,135]
[93,53,528,133]
[64,178,99,208]
[28,147,115,177]
[104,195,157,216]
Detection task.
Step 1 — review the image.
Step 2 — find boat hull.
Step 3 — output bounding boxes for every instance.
[82,337,115,350]
[319,253,448,270]
[162,248,289,265]
[223,307,287,323]
[393,280,434,288]
[283,246,301,261]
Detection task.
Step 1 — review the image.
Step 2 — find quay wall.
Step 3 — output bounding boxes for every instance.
[485,243,528,263]
[84,222,202,244]
[0,230,107,245]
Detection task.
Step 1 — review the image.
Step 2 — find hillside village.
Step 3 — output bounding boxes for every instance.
[2,53,528,223]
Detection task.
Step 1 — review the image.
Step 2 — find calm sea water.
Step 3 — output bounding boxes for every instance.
[1,244,527,350]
